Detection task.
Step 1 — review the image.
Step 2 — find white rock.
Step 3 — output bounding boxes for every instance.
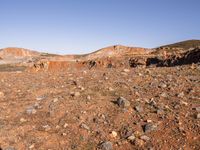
[110,131,117,138]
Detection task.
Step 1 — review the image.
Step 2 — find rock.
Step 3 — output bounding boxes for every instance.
[20,118,27,123]
[140,135,150,141]
[78,86,85,91]
[34,102,41,109]
[121,72,128,76]
[87,95,91,100]
[134,139,144,147]
[80,123,90,130]
[99,141,113,150]
[146,119,152,123]
[133,131,142,138]
[71,92,80,97]
[110,131,117,138]
[29,144,35,149]
[196,113,200,119]
[156,108,164,115]
[36,95,46,101]
[159,83,167,88]
[195,107,200,112]
[108,87,114,91]
[135,105,143,113]
[116,97,130,108]
[75,92,80,97]
[26,106,37,115]
[180,100,188,106]
[123,69,130,73]
[53,98,59,103]
[63,123,68,128]
[3,146,16,150]
[0,91,4,97]
[127,135,136,141]
[4,147,16,150]
[144,123,157,133]
[138,73,143,76]
[161,92,168,98]
[177,92,184,98]
[43,125,51,131]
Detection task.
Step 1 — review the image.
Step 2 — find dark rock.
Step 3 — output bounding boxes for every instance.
[143,123,157,133]
[99,141,113,150]
[116,97,130,108]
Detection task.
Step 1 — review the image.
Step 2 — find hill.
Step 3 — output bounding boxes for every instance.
[0,47,40,58]
[158,40,200,49]
[83,45,150,60]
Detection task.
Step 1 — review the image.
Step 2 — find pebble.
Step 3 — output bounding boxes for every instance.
[108,87,114,91]
[177,92,184,98]
[63,123,68,128]
[53,98,59,103]
[99,141,113,150]
[196,113,200,119]
[4,147,16,150]
[29,144,35,149]
[135,105,143,113]
[87,95,91,100]
[116,97,130,108]
[195,107,200,112]
[180,100,188,106]
[144,123,157,133]
[71,92,80,97]
[159,83,167,88]
[78,86,85,91]
[43,125,51,131]
[123,69,130,73]
[80,123,90,130]
[0,91,4,97]
[26,107,37,115]
[140,135,150,141]
[36,95,46,101]
[110,131,117,138]
[20,118,27,123]
[134,139,144,147]
[127,135,136,141]
[161,92,168,98]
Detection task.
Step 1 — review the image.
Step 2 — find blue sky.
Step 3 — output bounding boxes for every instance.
[0,0,200,54]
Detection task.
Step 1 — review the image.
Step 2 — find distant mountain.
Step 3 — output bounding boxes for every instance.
[0,47,40,58]
[158,40,200,49]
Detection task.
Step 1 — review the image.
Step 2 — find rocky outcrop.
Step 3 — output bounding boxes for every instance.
[147,48,200,67]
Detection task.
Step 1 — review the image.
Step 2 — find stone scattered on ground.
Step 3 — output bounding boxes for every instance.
[99,141,113,150]
[116,97,130,108]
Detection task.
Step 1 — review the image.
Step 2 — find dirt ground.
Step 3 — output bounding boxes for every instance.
[0,65,199,150]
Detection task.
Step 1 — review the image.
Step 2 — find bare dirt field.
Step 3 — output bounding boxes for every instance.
[0,65,199,150]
